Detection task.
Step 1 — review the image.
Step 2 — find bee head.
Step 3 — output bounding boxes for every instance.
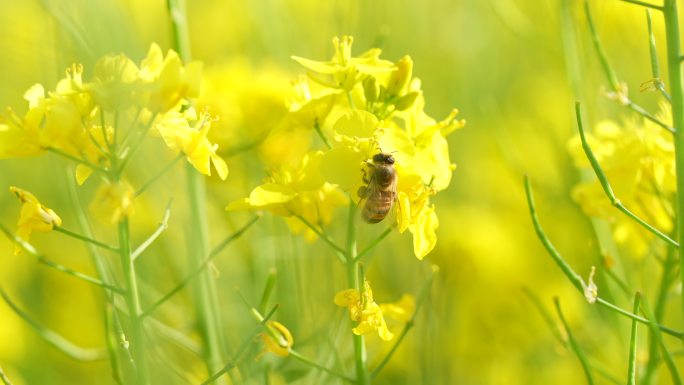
[372,153,395,165]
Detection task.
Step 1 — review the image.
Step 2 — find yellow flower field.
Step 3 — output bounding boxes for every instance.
[0,1,682,384]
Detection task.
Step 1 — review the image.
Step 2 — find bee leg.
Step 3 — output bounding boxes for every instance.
[357,185,368,198]
[361,168,370,184]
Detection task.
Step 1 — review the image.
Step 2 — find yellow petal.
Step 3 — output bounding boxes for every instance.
[409,204,438,260]
[248,184,297,206]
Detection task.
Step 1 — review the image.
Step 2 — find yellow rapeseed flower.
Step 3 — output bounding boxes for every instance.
[9,187,62,255]
[334,281,413,341]
[155,106,228,180]
[90,181,135,224]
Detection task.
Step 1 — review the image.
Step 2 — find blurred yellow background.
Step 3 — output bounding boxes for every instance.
[0,0,680,384]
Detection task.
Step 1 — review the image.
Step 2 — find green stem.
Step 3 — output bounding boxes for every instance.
[371,265,438,379]
[525,177,684,338]
[554,297,595,385]
[54,226,119,252]
[290,211,346,258]
[0,225,124,293]
[585,1,673,133]
[355,227,392,262]
[0,287,106,361]
[314,119,333,150]
[118,219,150,385]
[575,102,678,247]
[663,0,684,335]
[618,0,663,10]
[345,202,369,385]
[141,216,259,318]
[640,296,683,385]
[626,293,641,385]
[135,154,184,196]
[47,147,108,175]
[185,163,228,383]
[166,0,229,381]
[288,349,355,383]
[131,200,172,261]
[199,305,279,385]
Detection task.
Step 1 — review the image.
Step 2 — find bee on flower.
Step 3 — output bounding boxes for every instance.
[231,36,464,259]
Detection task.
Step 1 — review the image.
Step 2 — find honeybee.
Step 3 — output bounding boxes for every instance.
[358,153,398,224]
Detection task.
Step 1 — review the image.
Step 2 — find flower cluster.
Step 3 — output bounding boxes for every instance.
[230,36,464,259]
[0,43,226,226]
[567,103,674,256]
[334,280,415,341]
[0,43,226,184]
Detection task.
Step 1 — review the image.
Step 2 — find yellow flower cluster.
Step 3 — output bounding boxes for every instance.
[334,281,415,341]
[567,103,674,256]
[230,36,464,259]
[0,43,226,183]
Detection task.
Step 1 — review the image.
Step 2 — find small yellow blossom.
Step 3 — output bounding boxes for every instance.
[90,181,135,224]
[292,36,395,91]
[9,187,62,255]
[228,151,348,241]
[155,107,228,180]
[335,281,413,341]
[139,43,203,113]
[261,321,294,357]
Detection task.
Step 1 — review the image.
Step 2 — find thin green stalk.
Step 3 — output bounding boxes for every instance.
[618,0,663,10]
[199,305,279,385]
[104,304,124,385]
[290,211,346,258]
[116,113,157,176]
[646,9,671,101]
[554,297,595,385]
[344,201,369,385]
[0,225,124,293]
[0,287,106,361]
[641,296,682,385]
[356,227,392,262]
[574,102,678,247]
[643,242,678,385]
[131,200,172,261]
[118,219,150,385]
[47,147,108,175]
[259,268,277,314]
[525,177,684,338]
[627,293,641,385]
[65,169,130,381]
[371,265,438,379]
[288,349,355,383]
[165,0,229,381]
[314,119,333,149]
[0,367,12,385]
[141,216,259,318]
[585,1,673,133]
[184,165,228,383]
[663,0,684,335]
[135,154,184,196]
[54,226,119,252]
